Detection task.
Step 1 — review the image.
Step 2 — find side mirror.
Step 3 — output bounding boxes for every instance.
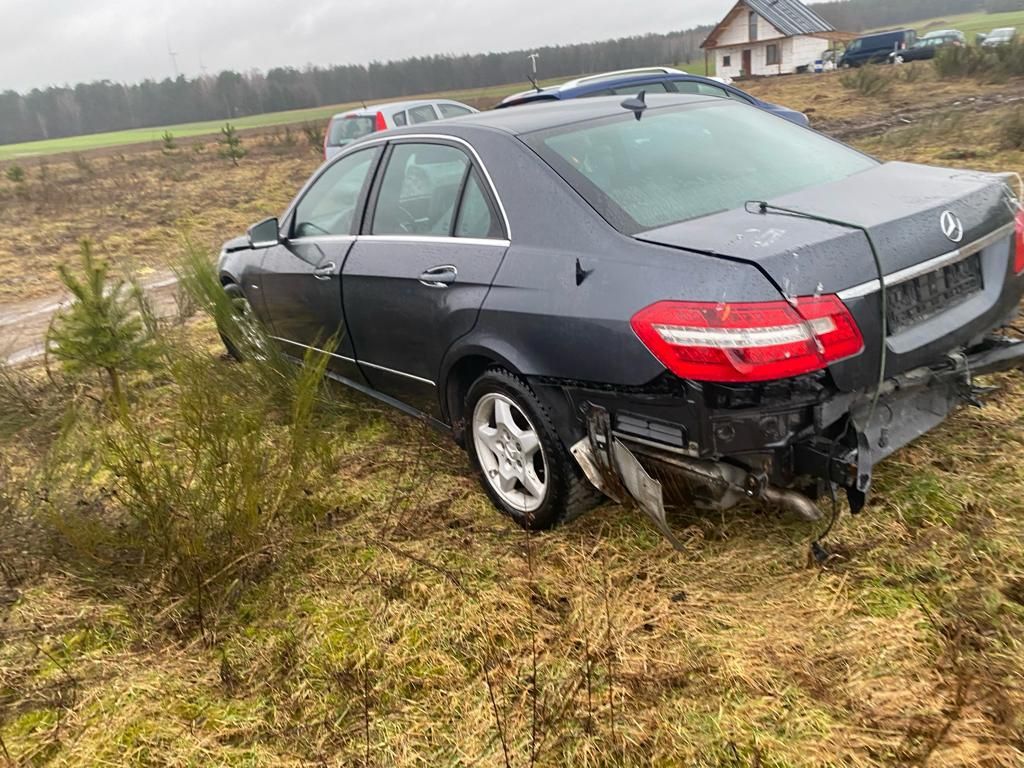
[247,217,281,248]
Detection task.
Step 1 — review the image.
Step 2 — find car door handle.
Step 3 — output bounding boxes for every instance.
[313,262,337,280]
[418,265,458,288]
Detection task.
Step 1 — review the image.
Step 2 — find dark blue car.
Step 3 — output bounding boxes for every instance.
[496,67,809,127]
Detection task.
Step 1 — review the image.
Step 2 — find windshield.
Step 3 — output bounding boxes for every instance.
[328,115,376,146]
[528,102,872,234]
[525,101,876,234]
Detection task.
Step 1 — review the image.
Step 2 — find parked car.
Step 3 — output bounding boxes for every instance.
[840,29,917,67]
[219,94,1024,540]
[982,27,1018,47]
[496,67,808,126]
[323,99,477,159]
[889,32,963,64]
[921,28,967,44]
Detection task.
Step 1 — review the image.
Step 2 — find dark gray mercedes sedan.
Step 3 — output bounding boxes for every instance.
[218,94,1024,541]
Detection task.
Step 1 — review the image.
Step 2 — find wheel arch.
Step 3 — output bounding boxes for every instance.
[439,340,583,450]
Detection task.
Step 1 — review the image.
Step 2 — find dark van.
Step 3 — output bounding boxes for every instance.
[840,29,917,67]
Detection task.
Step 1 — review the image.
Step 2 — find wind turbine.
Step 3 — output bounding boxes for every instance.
[166,33,179,78]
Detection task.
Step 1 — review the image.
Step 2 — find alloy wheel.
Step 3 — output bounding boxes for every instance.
[472,392,548,514]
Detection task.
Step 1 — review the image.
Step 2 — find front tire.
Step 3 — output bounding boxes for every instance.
[464,368,602,530]
[219,283,254,361]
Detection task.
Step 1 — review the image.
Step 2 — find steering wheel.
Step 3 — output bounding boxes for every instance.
[397,205,418,233]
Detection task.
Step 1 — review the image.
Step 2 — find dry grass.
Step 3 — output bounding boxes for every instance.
[2,70,1024,766]
[0,135,321,305]
[1,316,1022,766]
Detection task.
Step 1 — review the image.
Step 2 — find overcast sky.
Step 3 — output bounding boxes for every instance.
[1,0,729,92]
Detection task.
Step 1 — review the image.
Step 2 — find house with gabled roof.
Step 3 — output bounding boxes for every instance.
[701,0,853,78]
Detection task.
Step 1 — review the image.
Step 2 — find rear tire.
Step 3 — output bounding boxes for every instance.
[464,368,602,530]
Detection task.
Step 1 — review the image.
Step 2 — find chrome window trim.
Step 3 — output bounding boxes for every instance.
[269,337,436,387]
[357,235,510,248]
[837,222,1015,301]
[287,234,508,248]
[286,234,357,246]
[315,132,512,240]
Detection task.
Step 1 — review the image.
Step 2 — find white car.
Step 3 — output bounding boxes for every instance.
[982,27,1017,47]
[324,99,478,159]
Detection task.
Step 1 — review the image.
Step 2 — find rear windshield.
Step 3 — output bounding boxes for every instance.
[524,101,876,233]
[328,115,376,146]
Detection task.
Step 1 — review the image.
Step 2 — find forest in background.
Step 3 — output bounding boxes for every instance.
[0,0,999,145]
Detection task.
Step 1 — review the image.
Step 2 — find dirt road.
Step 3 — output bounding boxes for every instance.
[0,273,182,366]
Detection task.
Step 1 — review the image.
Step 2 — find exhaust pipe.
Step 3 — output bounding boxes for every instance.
[760,485,824,522]
[649,451,824,522]
[573,410,824,551]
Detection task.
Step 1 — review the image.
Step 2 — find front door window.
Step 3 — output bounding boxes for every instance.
[293,149,378,238]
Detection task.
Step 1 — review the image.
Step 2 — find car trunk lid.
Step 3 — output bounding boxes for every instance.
[635,162,1019,391]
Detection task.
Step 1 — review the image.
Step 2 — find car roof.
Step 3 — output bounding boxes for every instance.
[374,93,721,137]
[500,71,745,106]
[856,28,914,39]
[331,99,467,119]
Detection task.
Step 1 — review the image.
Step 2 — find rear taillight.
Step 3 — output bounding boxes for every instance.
[630,296,864,383]
[1014,208,1024,274]
[375,111,387,131]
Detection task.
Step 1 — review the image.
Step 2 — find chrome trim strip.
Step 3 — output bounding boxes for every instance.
[270,336,436,386]
[287,235,357,245]
[358,360,436,386]
[270,336,356,363]
[837,222,1015,301]
[320,132,513,240]
[356,235,510,247]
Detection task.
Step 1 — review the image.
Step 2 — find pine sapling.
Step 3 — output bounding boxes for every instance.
[218,123,246,166]
[46,240,159,415]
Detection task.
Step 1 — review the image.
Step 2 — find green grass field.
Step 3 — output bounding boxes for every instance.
[912,8,1024,38]
[0,78,566,162]
[0,104,354,162]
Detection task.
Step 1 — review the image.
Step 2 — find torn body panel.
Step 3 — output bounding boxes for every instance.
[554,335,1024,544]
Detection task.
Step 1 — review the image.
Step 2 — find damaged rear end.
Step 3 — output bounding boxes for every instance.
[575,166,1024,539]
[525,98,1024,541]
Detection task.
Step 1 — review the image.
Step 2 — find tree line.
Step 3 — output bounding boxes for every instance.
[0,0,995,146]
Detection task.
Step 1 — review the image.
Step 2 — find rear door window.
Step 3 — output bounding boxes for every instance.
[328,115,376,146]
[455,172,502,239]
[608,81,669,95]
[673,80,730,98]
[408,105,439,124]
[371,143,470,235]
[438,103,473,118]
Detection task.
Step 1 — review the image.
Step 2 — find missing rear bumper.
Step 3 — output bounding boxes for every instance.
[569,337,1024,548]
[572,408,824,551]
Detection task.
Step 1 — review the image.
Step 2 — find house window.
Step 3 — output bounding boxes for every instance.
[766,44,779,65]
[748,11,758,41]
[723,54,732,67]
